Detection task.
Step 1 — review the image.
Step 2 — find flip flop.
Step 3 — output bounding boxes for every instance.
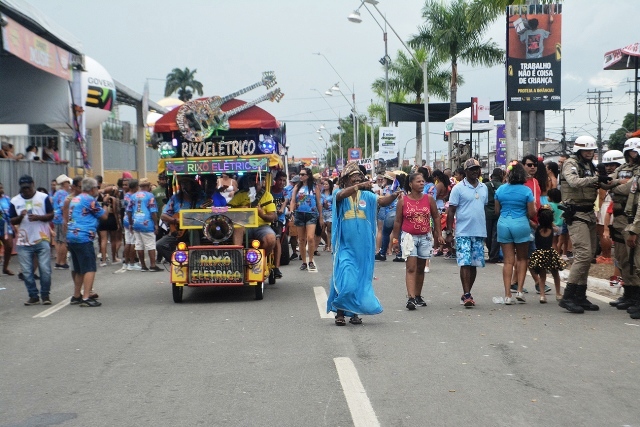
[3,269,15,276]
[335,316,346,326]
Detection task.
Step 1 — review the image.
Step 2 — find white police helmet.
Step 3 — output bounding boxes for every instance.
[572,135,597,153]
[601,150,624,165]
[622,137,640,154]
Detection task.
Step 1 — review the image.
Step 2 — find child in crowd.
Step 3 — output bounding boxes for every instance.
[528,206,567,303]
[546,188,566,255]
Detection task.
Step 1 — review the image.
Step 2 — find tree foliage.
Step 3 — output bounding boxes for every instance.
[608,112,637,151]
[409,0,505,118]
[164,67,204,102]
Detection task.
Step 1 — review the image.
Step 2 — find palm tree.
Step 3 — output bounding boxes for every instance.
[372,48,452,163]
[409,0,505,119]
[164,67,204,102]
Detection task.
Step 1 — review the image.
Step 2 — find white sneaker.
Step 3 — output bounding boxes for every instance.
[504,296,516,305]
[516,292,526,303]
[100,262,107,267]
[114,265,128,274]
[127,264,142,271]
[424,266,430,273]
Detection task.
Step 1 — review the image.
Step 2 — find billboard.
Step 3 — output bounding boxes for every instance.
[506,4,562,111]
[378,127,399,161]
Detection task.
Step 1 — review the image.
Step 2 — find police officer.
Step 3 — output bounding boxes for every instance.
[559,136,620,313]
[608,139,640,312]
[625,146,640,318]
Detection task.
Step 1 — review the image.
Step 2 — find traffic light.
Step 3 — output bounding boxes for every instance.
[444,132,449,142]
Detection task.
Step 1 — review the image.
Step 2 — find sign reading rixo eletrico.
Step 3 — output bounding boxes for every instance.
[506,4,562,111]
[165,157,269,175]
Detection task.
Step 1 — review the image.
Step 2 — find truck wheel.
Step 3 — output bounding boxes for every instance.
[255,282,264,300]
[172,283,183,303]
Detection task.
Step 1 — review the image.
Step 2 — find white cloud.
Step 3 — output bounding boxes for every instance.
[563,73,583,83]
[588,72,622,88]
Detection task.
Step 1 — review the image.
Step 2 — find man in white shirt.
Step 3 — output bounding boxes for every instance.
[9,175,54,305]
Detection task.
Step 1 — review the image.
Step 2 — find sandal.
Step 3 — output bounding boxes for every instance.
[540,296,547,304]
[3,269,15,276]
[349,315,363,325]
[335,315,346,326]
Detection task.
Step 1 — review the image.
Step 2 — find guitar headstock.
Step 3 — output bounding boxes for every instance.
[268,88,285,103]
[262,71,277,89]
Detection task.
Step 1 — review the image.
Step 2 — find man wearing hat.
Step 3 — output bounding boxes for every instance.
[9,175,54,305]
[445,159,488,307]
[127,178,161,272]
[52,174,73,270]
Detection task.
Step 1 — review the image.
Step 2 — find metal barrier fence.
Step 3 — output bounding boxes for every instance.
[0,159,68,194]
[103,139,158,172]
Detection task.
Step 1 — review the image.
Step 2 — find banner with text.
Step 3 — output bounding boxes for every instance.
[378,127,399,161]
[506,4,562,111]
[1,14,72,81]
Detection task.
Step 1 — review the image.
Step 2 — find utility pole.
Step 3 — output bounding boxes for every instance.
[587,89,612,161]
[557,108,575,154]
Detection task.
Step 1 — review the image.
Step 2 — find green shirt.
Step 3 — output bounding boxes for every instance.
[152,186,168,217]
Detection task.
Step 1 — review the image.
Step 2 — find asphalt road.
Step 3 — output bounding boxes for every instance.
[1,250,638,427]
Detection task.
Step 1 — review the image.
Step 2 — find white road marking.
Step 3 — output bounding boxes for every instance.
[313,286,334,319]
[33,299,70,318]
[333,357,380,427]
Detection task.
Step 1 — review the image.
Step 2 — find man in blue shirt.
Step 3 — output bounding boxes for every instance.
[445,159,488,307]
[127,178,160,272]
[52,174,72,270]
[67,177,107,307]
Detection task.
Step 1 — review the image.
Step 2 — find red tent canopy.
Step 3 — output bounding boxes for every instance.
[153,98,279,133]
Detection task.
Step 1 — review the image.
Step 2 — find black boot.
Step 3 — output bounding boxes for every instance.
[617,286,640,311]
[575,284,599,311]
[559,283,585,314]
[609,285,628,307]
[630,310,640,320]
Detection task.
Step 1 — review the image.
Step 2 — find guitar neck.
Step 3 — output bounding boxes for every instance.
[224,91,277,117]
[212,81,264,108]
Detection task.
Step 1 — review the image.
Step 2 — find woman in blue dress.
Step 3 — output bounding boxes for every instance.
[327,162,401,326]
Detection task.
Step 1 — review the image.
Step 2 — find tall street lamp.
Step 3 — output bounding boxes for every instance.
[311,88,344,166]
[348,3,389,125]
[324,82,358,149]
[348,0,431,168]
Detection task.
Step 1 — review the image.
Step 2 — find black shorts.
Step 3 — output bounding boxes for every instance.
[315,218,322,236]
[98,213,118,231]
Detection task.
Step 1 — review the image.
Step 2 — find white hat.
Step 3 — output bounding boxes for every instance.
[56,174,73,185]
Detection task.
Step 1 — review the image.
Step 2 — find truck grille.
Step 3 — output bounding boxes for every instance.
[188,248,244,284]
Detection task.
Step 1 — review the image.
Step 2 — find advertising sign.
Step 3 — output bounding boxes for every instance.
[165,156,269,175]
[357,158,373,171]
[0,14,72,81]
[495,124,507,165]
[378,127,399,161]
[506,4,562,111]
[471,97,490,123]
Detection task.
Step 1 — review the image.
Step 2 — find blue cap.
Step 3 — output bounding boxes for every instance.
[18,175,34,186]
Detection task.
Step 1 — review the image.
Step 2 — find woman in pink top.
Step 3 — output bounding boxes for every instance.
[391,173,444,310]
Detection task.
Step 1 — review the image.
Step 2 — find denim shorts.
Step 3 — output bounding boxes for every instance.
[497,215,531,244]
[68,242,97,274]
[294,211,318,227]
[322,211,332,223]
[455,236,486,267]
[401,232,433,259]
[377,208,386,222]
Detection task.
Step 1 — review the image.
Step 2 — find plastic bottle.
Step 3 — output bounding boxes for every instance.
[492,296,504,304]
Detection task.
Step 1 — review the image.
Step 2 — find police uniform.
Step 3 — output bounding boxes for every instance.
[608,161,640,310]
[559,154,608,312]
[625,181,640,319]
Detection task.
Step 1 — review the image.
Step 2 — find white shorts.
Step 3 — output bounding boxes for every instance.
[134,231,156,251]
[597,200,611,226]
[125,228,136,246]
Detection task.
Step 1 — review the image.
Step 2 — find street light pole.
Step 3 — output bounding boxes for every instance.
[350,0,430,167]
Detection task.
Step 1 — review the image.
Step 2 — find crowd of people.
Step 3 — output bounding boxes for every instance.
[0,138,68,164]
[2,138,639,323]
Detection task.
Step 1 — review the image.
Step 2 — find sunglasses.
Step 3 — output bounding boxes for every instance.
[525,163,538,167]
[299,173,307,176]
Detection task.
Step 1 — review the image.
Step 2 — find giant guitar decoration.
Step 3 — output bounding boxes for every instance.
[176,71,283,142]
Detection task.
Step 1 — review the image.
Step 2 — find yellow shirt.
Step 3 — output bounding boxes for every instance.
[228,191,276,226]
